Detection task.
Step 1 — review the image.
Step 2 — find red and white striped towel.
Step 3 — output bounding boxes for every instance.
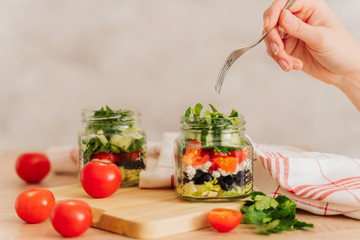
[139,136,360,220]
[253,143,360,220]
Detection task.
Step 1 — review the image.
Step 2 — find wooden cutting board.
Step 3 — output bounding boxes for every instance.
[49,184,243,239]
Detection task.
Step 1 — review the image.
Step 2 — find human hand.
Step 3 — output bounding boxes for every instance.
[263,0,360,87]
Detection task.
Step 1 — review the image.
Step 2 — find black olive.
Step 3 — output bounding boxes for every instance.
[122,160,133,169]
[223,175,234,185]
[218,176,234,191]
[234,171,245,186]
[183,177,190,184]
[201,173,214,183]
[139,160,146,169]
[193,170,203,180]
[192,170,213,184]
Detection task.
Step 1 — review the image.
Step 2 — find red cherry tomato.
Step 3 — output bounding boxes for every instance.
[192,151,210,166]
[80,161,122,198]
[50,200,92,237]
[212,156,238,173]
[182,141,202,166]
[91,152,120,163]
[211,150,229,158]
[120,150,140,162]
[230,149,249,164]
[15,188,55,223]
[208,208,243,232]
[15,153,51,183]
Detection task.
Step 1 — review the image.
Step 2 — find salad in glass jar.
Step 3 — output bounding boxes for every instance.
[79,106,146,187]
[174,103,253,202]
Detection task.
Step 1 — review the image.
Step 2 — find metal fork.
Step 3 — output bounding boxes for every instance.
[214,0,297,94]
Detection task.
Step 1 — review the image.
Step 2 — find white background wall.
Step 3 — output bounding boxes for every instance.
[1,0,359,157]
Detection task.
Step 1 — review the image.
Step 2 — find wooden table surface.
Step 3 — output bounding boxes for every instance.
[1,151,360,240]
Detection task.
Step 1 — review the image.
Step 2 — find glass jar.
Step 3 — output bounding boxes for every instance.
[79,106,146,187]
[174,114,253,202]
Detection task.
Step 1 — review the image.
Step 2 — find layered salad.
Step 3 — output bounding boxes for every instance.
[175,103,253,200]
[80,106,146,186]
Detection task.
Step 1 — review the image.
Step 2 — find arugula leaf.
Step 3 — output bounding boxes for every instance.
[192,103,203,117]
[209,104,218,113]
[87,105,133,134]
[241,191,314,235]
[82,106,145,163]
[183,103,241,152]
[213,145,233,154]
[204,110,212,126]
[230,108,238,117]
[185,107,191,117]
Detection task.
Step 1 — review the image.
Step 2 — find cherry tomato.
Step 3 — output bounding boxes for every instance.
[186,141,201,150]
[211,150,229,158]
[50,200,92,237]
[15,153,51,183]
[80,161,122,198]
[212,156,238,173]
[91,152,120,163]
[15,188,55,223]
[192,151,210,166]
[182,141,202,166]
[231,149,249,164]
[120,151,140,161]
[208,208,243,232]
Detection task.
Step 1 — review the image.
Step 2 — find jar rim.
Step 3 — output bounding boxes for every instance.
[180,115,246,130]
[81,106,140,122]
[181,114,245,123]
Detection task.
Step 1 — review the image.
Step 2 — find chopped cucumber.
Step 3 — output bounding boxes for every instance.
[184,132,201,142]
[221,131,241,147]
[97,135,108,145]
[110,134,132,150]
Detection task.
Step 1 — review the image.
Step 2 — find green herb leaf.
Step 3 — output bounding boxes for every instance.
[254,195,279,211]
[192,103,203,117]
[183,103,242,149]
[204,110,212,126]
[82,106,145,162]
[294,220,314,229]
[230,108,239,117]
[241,191,314,234]
[185,107,191,117]
[209,104,218,113]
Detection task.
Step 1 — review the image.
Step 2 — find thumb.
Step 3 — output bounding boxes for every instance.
[279,9,320,48]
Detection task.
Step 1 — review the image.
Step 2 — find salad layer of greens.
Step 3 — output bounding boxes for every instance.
[175,103,253,201]
[80,106,146,187]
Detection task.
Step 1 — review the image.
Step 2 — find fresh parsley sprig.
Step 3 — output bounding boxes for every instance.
[241,191,314,234]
